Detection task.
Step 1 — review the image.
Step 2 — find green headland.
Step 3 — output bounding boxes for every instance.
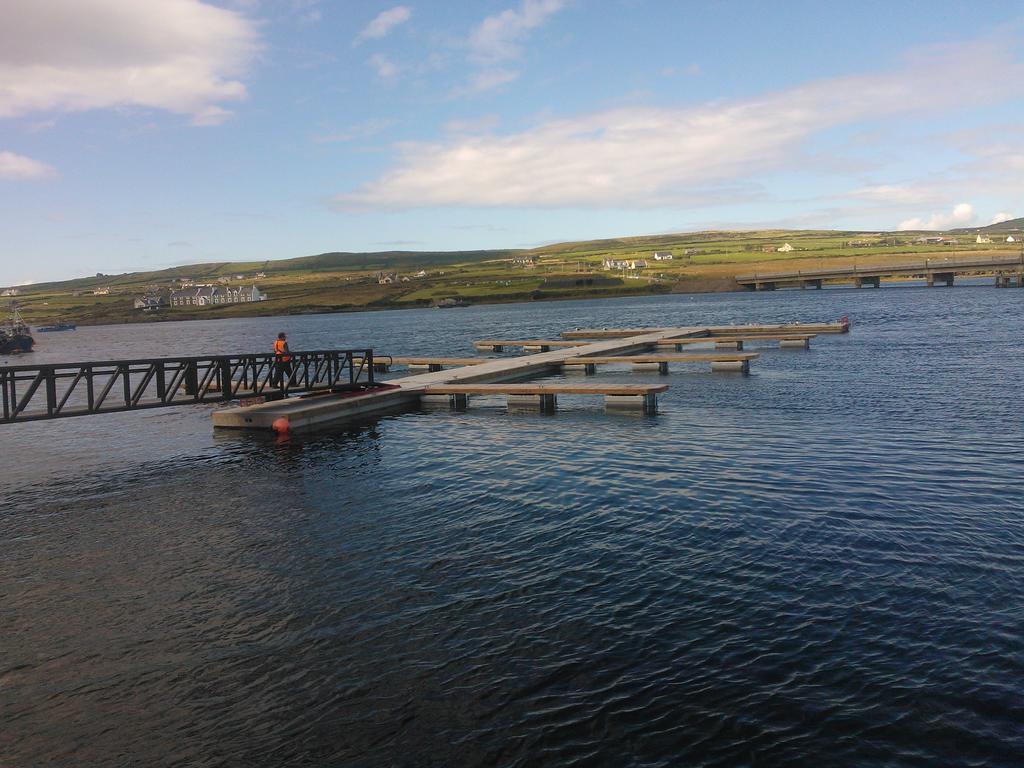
[6,221,1022,326]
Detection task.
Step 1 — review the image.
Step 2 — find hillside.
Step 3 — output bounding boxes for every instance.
[3,228,1021,326]
[952,217,1024,234]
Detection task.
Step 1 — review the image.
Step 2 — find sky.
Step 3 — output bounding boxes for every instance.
[1,0,1023,284]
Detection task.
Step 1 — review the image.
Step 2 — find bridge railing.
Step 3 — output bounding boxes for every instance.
[0,349,375,424]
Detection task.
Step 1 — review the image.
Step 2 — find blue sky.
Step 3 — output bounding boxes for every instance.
[1,0,1023,284]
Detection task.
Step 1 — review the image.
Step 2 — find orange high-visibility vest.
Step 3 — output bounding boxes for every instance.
[274,339,290,362]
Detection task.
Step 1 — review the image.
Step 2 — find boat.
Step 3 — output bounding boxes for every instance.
[1,304,34,354]
[36,322,77,332]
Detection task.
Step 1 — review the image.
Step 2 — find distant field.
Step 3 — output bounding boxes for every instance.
[4,227,1021,325]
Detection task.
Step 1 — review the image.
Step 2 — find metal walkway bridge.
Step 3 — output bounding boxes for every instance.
[1,349,376,424]
[735,254,1024,290]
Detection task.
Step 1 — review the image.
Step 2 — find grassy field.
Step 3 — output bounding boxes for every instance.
[4,227,1021,326]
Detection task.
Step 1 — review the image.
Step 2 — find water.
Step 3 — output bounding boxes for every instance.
[3,287,1023,767]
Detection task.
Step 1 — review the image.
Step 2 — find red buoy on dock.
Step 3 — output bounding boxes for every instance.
[272,417,290,434]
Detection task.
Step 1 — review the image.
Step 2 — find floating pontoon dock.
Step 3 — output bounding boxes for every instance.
[211,322,847,433]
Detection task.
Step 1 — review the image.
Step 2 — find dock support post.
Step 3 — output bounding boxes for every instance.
[506,393,556,412]
[779,338,810,349]
[631,362,664,373]
[605,394,657,414]
[715,340,743,350]
[421,393,468,409]
[711,360,750,374]
[428,364,444,372]
[563,362,596,375]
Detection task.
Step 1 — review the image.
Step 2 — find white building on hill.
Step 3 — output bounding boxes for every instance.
[777,243,794,253]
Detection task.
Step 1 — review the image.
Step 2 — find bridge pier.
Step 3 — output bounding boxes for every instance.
[927,272,954,287]
[854,276,880,288]
[996,273,1024,288]
[755,282,776,291]
[801,279,823,289]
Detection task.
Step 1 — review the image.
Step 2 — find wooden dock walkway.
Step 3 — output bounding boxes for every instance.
[211,323,834,432]
[561,322,848,339]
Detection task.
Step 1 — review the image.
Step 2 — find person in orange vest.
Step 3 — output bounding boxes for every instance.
[274,332,292,387]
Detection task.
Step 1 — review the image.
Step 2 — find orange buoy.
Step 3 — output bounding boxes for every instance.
[272,417,290,434]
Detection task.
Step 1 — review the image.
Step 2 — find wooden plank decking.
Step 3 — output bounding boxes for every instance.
[211,323,831,432]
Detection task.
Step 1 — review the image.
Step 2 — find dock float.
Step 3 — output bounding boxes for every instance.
[560,352,759,374]
[421,383,668,414]
[473,339,590,352]
[211,323,834,432]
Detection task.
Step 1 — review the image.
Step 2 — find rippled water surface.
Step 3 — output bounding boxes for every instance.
[3,288,1023,767]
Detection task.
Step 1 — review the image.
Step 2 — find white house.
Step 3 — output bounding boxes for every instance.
[93,287,111,295]
[976,234,992,244]
[777,243,794,253]
[1,287,19,297]
[378,272,397,285]
[169,284,265,307]
[652,251,674,261]
[1006,235,1016,243]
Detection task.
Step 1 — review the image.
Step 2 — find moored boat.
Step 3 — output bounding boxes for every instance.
[37,322,77,332]
[1,304,34,354]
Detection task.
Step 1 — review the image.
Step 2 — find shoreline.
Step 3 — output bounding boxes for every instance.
[19,278,739,328]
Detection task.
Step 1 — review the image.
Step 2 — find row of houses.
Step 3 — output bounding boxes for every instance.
[169,284,266,307]
[976,234,1016,244]
[378,270,428,284]
[603,258,648,270]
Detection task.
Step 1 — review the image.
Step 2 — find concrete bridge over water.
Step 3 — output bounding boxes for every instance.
[736,254,1024,291]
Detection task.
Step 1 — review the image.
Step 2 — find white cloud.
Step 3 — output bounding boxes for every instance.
[0,0,259,125]
[0,151,56,180]
[990,211,1015,225]
[368,54,400,80]
[469,0,565,61]
[897,202,975,231]
[341,36,1024,208]
[355,6,412,44]
[458,0,566,95]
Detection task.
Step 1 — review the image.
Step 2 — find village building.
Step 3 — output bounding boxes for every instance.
[652,251,673,261]
[1006,235,1016,243]
[777,243,794,253]
[93,287,111,295]
[169,284,266,307]
[976,234,992,244]
[1,287,19,297]
[602,258,631,270]
[133,296,166,311]
[378,272,398,285]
